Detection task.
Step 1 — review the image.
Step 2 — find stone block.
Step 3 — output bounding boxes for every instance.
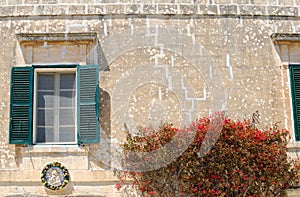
[267,0,279,5]
[19,146,90,171]
[15,5,35,16]
[232,0,249,4]
[125,4,143,15]
[32,44,81,63]
[0,6,15,17]
[70,170,118,182]
[34,5,53,15]
[93,0,112,3]
[68,5,86,15]
[219,5,238,15]
[214,0,232,4]
[105,4,125,15]
[88,5,106,15]
[5,0,23,5]
[180,5,196,15]
[51,5,67,15]
[41,0,60,3]
[197,5,218,15]
[194,0,211,5]
[251,0,267,5]
[157,4,178,15]
[295,0,300,6]
[281,0,295,6]
[176,0,194,3]
[143,4,157,14]
[285,189,300,197]
[61,0,91,3]
[267,6,298,16]
[239,5,266,16]
[24,0,40,4]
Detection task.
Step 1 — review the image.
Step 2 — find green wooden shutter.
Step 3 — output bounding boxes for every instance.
[290,65,300,141]
[77,65,100,144]
[9,67,33,144]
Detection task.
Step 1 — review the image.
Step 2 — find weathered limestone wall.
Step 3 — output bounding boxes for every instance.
[0,1,299,17]
[0,0,300,196]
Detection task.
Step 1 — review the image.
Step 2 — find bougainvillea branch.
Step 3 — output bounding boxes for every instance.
[116,114,300,196]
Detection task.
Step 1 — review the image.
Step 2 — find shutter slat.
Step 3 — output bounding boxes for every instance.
[296,102,300,136]
[9,67,33,144]
[292,68,300,100]
[77,65,100,144]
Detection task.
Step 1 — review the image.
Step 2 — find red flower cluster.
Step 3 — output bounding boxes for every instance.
[117,115,300,196]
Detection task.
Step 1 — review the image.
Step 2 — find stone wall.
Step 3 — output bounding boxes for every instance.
[0,0,300,196]
[0,1,300,17]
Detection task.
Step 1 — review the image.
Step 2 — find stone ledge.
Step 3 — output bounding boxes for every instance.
[284,188,300,197]
[288,141,300,150]
[0,169,118,182]
[16,32,97,48]
[0,4,299,17]
[0,181,124,197]
[19,145,89,155]
[0,1,298,6]
[271,33,300,45]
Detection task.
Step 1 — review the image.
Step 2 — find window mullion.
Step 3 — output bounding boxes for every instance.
[54,73,60,142]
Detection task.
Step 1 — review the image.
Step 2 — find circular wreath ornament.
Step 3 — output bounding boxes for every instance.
[41,162,70,191]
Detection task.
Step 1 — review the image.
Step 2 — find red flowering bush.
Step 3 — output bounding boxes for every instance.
[117,115,300,196]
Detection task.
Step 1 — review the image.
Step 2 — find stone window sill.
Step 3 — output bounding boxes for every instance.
[15,145,90,170]
[18,144,89,155]
[288,142,300,150]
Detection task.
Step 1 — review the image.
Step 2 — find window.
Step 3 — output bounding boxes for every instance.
[9,65,100,145]
[290,65,300,141]
[35,70,76,144]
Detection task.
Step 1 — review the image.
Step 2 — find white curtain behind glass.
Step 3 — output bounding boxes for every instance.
[37,73,76,143]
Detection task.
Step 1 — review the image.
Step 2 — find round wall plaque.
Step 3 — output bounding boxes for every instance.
[41,162,70,191]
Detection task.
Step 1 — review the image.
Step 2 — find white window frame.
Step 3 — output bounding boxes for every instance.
[33,68,77,144]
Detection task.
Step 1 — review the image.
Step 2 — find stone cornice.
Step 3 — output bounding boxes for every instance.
[0,4,299,18]
[271,33,300,44]
[16,32,97,45]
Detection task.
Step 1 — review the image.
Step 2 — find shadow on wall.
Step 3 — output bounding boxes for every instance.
[87,41,112,170]
[44,182,75,196]
[88,87,112,170]
[98,40,110,71]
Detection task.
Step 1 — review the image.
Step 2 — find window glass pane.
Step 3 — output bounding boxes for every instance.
[60,91,75,107]
[36,71,76,144]
[59,127,75,142]
[38,92,54,108]
[59,109,75,125]
[37,109,54,126]
[60,74,75,90]
[36,127,54,143]
[38,74,54,90]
